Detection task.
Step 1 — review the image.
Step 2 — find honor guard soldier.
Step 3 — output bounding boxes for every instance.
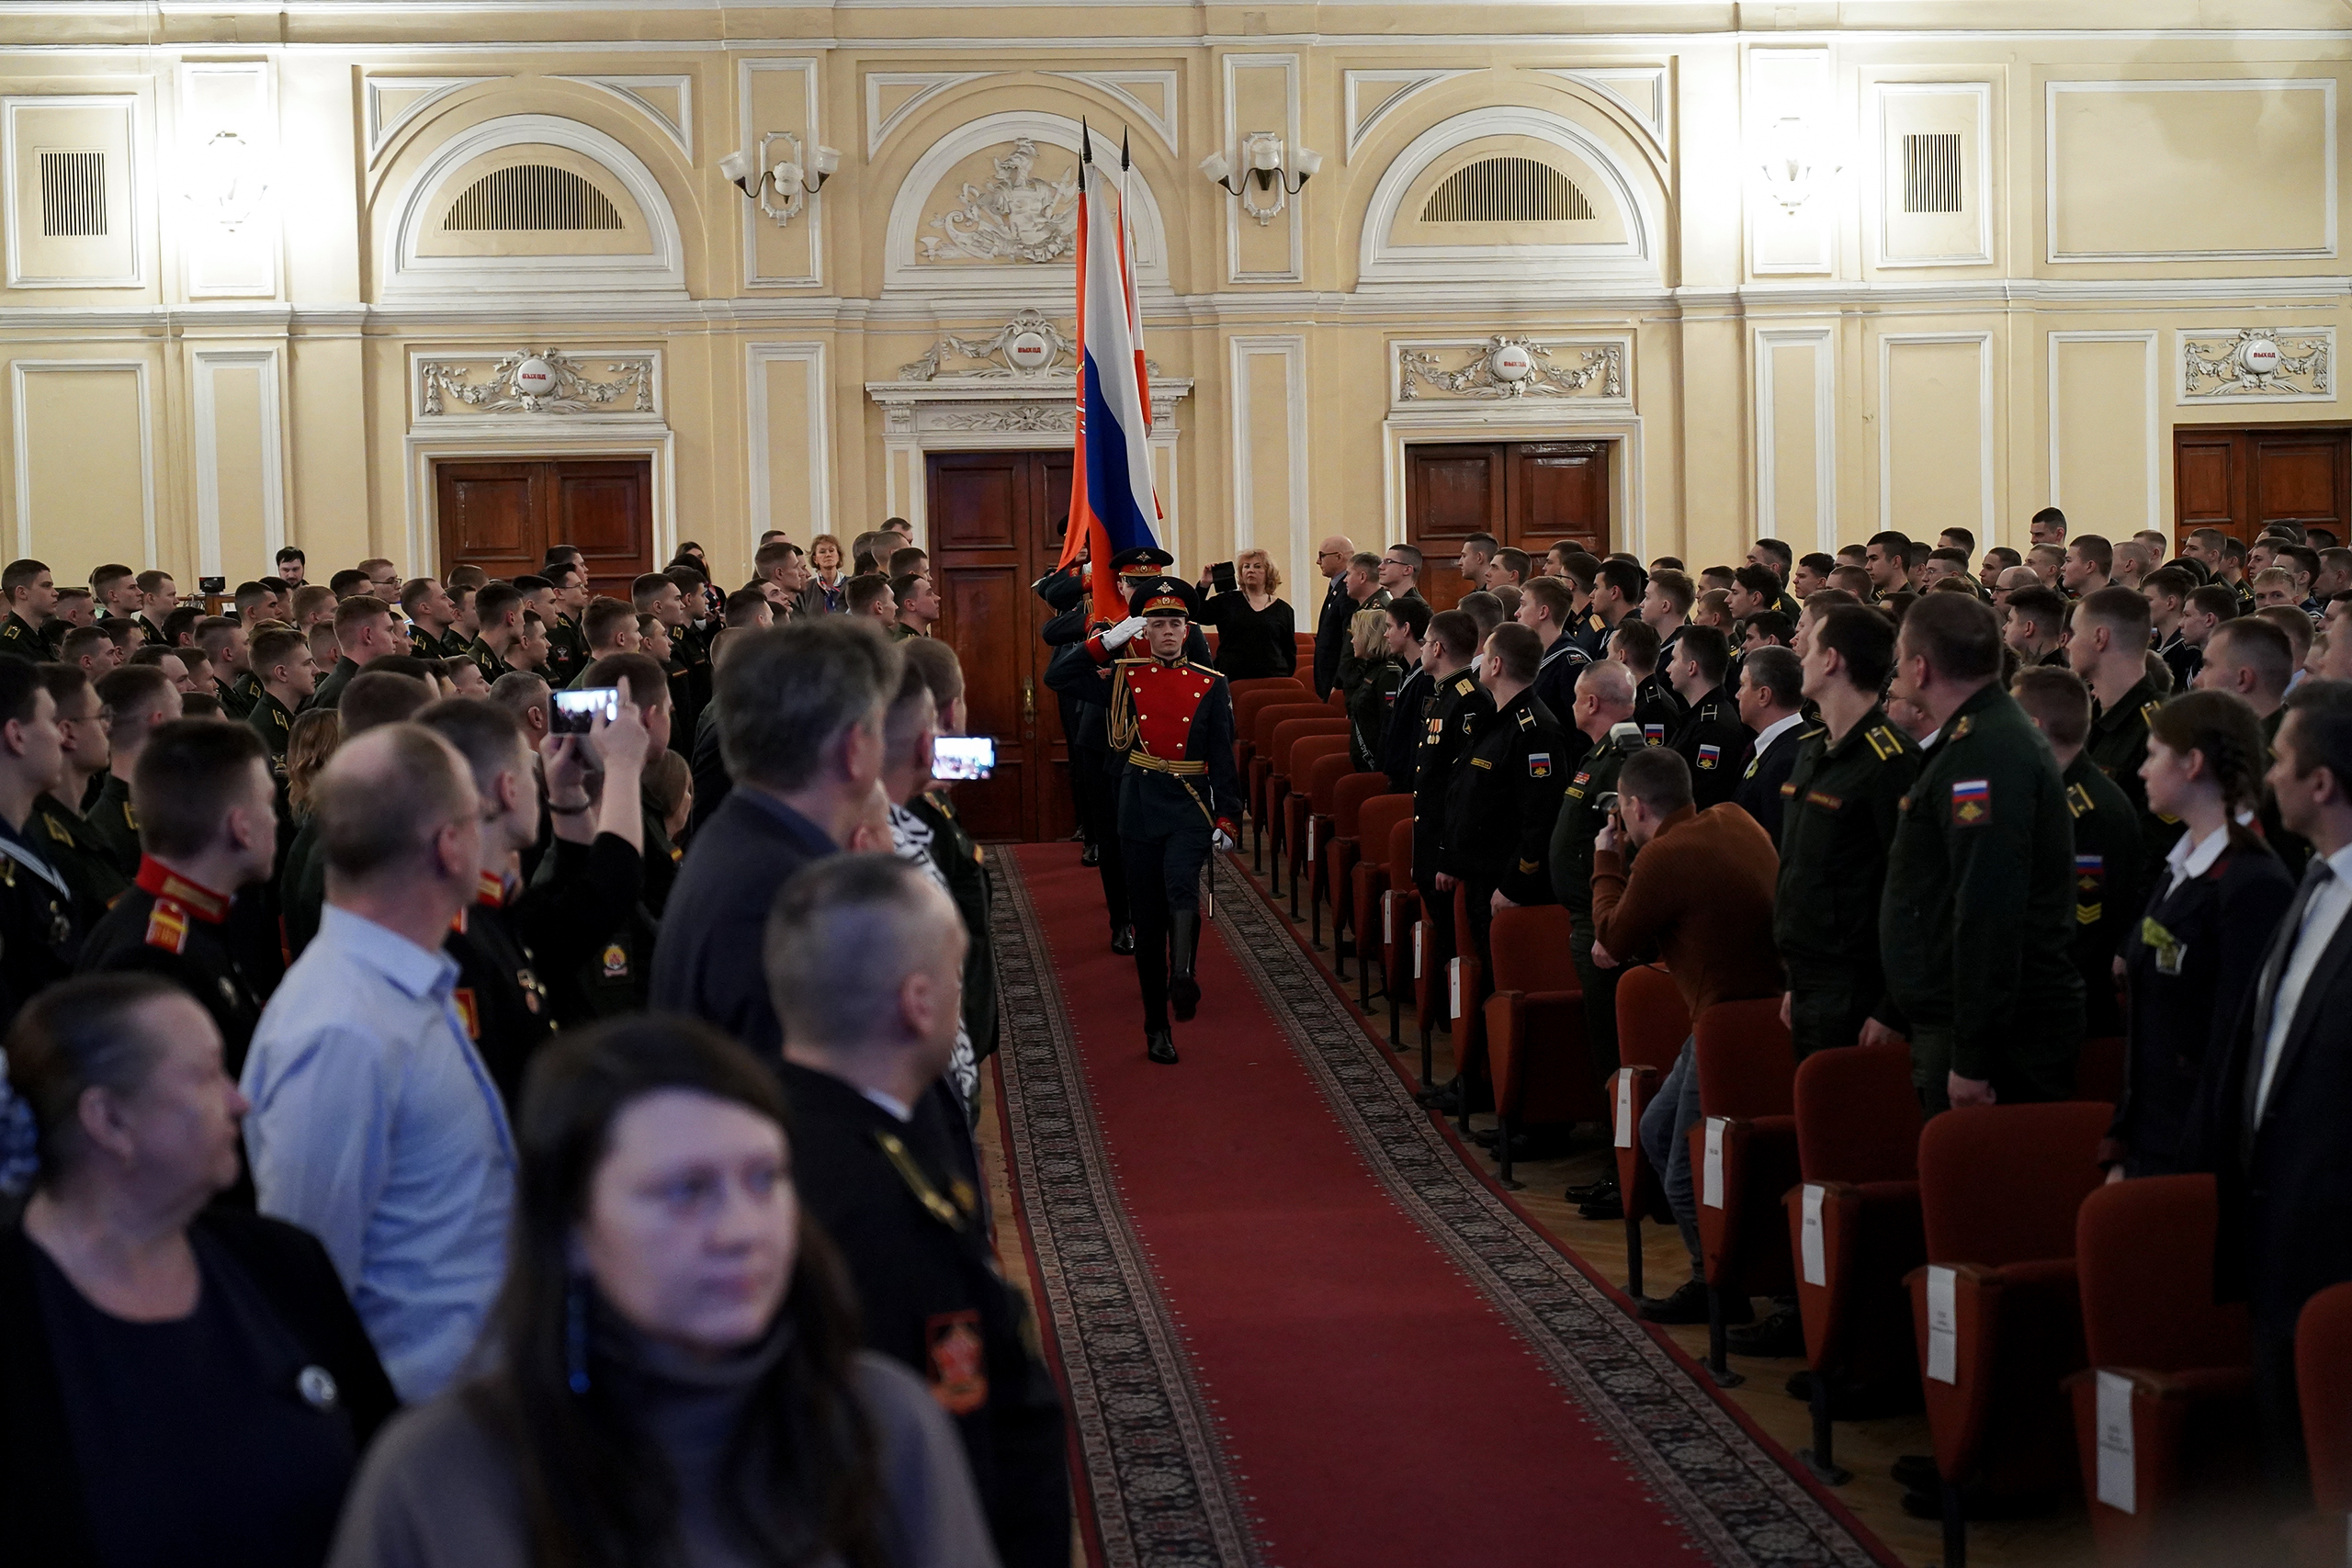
[1054,575,1240,1065]
[2010,665,2145,1041]
[767,856,1070,1568]
[0,660,85,1025]
[0,558,54,662]
[76,721,281,1076]
[1873,595,2084,1111]
[1664,626,1754,810]
[1409,610,1492,1043]
[1774,606,1920,1057]
[1435,624,1571,966]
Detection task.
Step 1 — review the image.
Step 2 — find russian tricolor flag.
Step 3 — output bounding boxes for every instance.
[1059,127,1162,624]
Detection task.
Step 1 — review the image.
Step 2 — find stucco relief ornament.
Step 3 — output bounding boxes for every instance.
[1397,336,1624,400]
[918,139,1082,264]
[899,310,1079,380]
[419,349,653,415]
[2182,330,2332,400]
[933,404,1076,433]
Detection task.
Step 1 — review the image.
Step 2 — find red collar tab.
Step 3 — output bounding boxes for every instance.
[133,858,230,923]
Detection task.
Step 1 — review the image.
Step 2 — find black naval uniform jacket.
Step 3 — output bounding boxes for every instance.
[0,612,42,662]
[1378,662,1434,795]
[0,815,81,1028]
[1438,686,1571,906]
[2086,675,2181,882]
[1411,668,1492,888]
[778,1062,1069,1568]
[2062,750,2145,1041]
[77,859,274,1077]
[32,793,127,932]
[1529,633,1591,734]
[1669,685,1754,811]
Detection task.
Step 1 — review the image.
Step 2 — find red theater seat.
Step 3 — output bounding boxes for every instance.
[1227,675,1305,702]
[1292,747,1356,923]
[1907,1101,2110,1568]
[1611,964,1688,1301]
[2293,1282,2352,1567]
[1262,716,1347,880]
[1323,780,1401,975]
[1280,738,1352,913]
[1480,905,1604,1187]
[2065,1174,2256,1568]
[1687,998,1799,1384]
[1247,704,1328,865]
[2074,1035,2127,1106]
[1234,687,1309,805]
[1373,815,1419,1056]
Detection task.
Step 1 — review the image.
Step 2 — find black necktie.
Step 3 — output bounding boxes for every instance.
[2246,858,2335,1129]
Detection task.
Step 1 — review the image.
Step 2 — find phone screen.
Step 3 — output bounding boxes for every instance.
[932,736,996,781]
[550,687,620,736]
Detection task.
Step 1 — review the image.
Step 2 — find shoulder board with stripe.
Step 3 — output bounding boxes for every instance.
[144,899,192,955]
[2140,700,2163,728]
[1453,675,1476,697]
[1516,708,1535,730]
[2066,782,2095,819]
[1185,661,1222,679]
[41,812,74,847]
[1863,725,1904,761]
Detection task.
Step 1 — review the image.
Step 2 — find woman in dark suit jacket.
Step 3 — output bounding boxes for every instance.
[1194,548,1297,680]
[2108,691,2295,1178]
[1,976,395,1568]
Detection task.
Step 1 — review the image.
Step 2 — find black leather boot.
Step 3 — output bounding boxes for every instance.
[1147,1029,1179,1065]
[1167,910,1201,1021]
[1110,924,1136,954]
[1080,843,1101,867]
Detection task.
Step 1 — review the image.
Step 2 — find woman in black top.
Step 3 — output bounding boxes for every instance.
[2109,691,2296,1178]
[0,974,395,1568]
[1339,607,1404,771]
[1194,548,1297,680]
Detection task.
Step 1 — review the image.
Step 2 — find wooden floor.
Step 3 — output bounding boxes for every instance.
[975,843,2101,1568]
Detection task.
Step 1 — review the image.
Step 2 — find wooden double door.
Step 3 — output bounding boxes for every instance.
[434,458,654,598]
[2174,424,2352,547]
[1404,440,1610,612]
[926,448,1077,843]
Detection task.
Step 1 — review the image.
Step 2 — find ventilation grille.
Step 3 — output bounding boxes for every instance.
[1903,132,1963,214]
[39,151,106,238]
[442,164,622,232]
[1421,156,1594,223]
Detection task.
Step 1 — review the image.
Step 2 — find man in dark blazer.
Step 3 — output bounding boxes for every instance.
[649,617,897,1059]
[1311,534,1358,698]
[1731,645,1810,841]
[2207,677,2352,1482]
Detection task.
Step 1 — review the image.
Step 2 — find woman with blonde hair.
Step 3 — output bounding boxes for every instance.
[1338,605,1402,771]
[1193,547,1295,680]
[800,534,850,615]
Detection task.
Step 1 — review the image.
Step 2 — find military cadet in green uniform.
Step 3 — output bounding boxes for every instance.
[1408,609,1492,1029]
[1777,605,1919,1057]
[1436,623,1571,967]
[2071,584,2181,882]
[0,661,84,1024]
[1549,660,1643,1080]
[87,664,182,880]
[540,563,591,687]
[2011,665,2145,1041]
[1871,594,2083,1111]
[0,558,56,663]
[29,667,126,929]
[1663,625,1754,810]
[468,581,527,687]
[242,625,317,762]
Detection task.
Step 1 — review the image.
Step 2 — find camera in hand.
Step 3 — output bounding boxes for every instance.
[931,736,996,781]
[1595,791,1620,819]
[1209,560,1238,595]
[550,687,620,736]
[198,576,227,595]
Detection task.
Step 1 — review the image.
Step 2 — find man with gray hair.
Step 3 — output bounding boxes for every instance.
[241,724,512,1402]
[651,617,900,1056]
[767,852,1069,1568]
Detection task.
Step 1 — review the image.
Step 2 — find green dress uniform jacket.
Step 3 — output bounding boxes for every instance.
[2061,750,2145,1040]
[2086,674,2182,882]
[81,774,139,881]
[1437,686,1571,907]
[245,689,296,761]
[1412,669,1492,886]
[544,614,585,687]
[33,793,127,931]
[1669,685,1754,811]
[307,655,360,711]
[1548,727,1638,921]
[0,612,42,662]
[1876,682,2085,1102]
[1773,709,1919,1057]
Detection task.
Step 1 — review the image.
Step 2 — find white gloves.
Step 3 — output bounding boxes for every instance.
[1213,829,1236,852]
[1102,615,1148,650]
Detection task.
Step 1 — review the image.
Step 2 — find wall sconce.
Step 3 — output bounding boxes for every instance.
[1200,130,1321,225]
[721,131,839,226]
[1756,115,1842,213]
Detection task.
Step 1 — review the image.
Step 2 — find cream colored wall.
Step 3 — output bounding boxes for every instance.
[0,5,2342,606]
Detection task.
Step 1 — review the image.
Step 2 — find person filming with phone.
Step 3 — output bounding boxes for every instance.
[1193,548,1295,681]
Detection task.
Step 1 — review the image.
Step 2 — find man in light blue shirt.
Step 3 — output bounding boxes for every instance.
[243,723,514,1402]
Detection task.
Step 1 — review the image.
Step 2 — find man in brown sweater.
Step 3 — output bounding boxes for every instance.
[1591,745,1783,1324]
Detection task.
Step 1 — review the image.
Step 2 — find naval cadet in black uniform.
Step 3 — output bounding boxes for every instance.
[1435,623,1571,967]
[243,625,317,763]
[74,720,280,1076]
[1408,609,1491,1037]
[1049,575,1241,1065]
[1663,625,1754,810]
[0,660,84,1026]
[2071,584,2182,883]
[0,558,55,662]
[765,853,1069,1568]
[1774,605,1918,1057]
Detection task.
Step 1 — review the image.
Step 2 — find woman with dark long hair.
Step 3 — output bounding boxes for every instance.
[331,1016,996,1568]
[2107,689,2296,1179]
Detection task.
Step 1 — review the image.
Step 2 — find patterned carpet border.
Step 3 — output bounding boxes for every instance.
[987,849,1266,1568]
[1211,855,1894,1568]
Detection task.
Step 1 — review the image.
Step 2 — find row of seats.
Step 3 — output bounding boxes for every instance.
[1221,681,2352,1568]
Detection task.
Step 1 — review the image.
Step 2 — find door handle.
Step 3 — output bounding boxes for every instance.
[1023,678,1035,729]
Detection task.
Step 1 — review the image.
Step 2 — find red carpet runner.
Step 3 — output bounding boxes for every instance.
[989,844,1894,1568]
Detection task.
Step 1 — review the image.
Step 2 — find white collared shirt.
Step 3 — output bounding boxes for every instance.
[859,1086,915,1122]
[1750,710,1806,758]
[2255,842,2352,1119]
[2160,820,2232,902]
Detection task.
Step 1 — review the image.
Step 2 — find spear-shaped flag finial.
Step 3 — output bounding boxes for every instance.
[1081,117,1092,164]
[1121,127,1131,171]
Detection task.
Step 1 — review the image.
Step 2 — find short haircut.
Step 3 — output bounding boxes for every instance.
[582,596,638,649]
[339,671,435,736]
[2033,506,2067,530]
[1519,575,1571,624]
[134,570,173,598]
[1751,538,1793,573]
[2258,604,2315,666]
[764,852,953,1047]
[1595,558,1644,604]
[1984,547,2022,570]
[1646,569,1694,617]
[398,578,439,619]
[249,625,308,677]
[723,587,772,626]
[2279,543,2321,586]
[476,582,525,627]
[127,645,187,671]
[488,671,552,723]
[1899,592,2003,682]
[6,972,188,1184]
[1797,551,1837,580]
[887,547,927,579]
[719,620,900,792]
[2280,679,2352,800]
[2010,665,2093,750]
[1386,542,1424,571]
[663,563,708,593]
[2,558,48,598]
[328,569,372,598]
[1385,595,1432,641]
[132,719,267,859]
[332,593,393,644]
[899,636,966,710]
[1456,591,1505,643]
[446,564,490,592]
[630,572,674,609]
[2070,534,2115,575]
[1928,547,1972,570]
[1867,530,1913,561]
[1730,564,1780,602]
[1610,616,1662,676]
[2143,566,2195,604]
[1577,657,1634,708]
[1557,550,1600,592]
[2077,584,2153,646]
[753,540,800,574]
[1460,532,1498,558]
[582,651,669,715]
[1746,610,1794,647]
[1674,623,1730,687]
[1939,525,1977,552]
[2006,585,2070,635]
[1426,608,1478,664]
[1489,547,1530,581]
[276,547,306,566]
[1829,565,1874,597]
[844,575,895,617]
[314,726,475,883]
[1485,622,1542,683]
[58,625,109,664]
[1618,744,1693,814]
[888,572,929,610]
[2187,583,2240,624]
[95,663,175,721]
[1741,645,1804,708]
[882,660,937,756]
[290,585,336,624]
[413,696,528,795]
[90,565,133,596]
[543,562,582,591]
[1812,604,1897,692]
